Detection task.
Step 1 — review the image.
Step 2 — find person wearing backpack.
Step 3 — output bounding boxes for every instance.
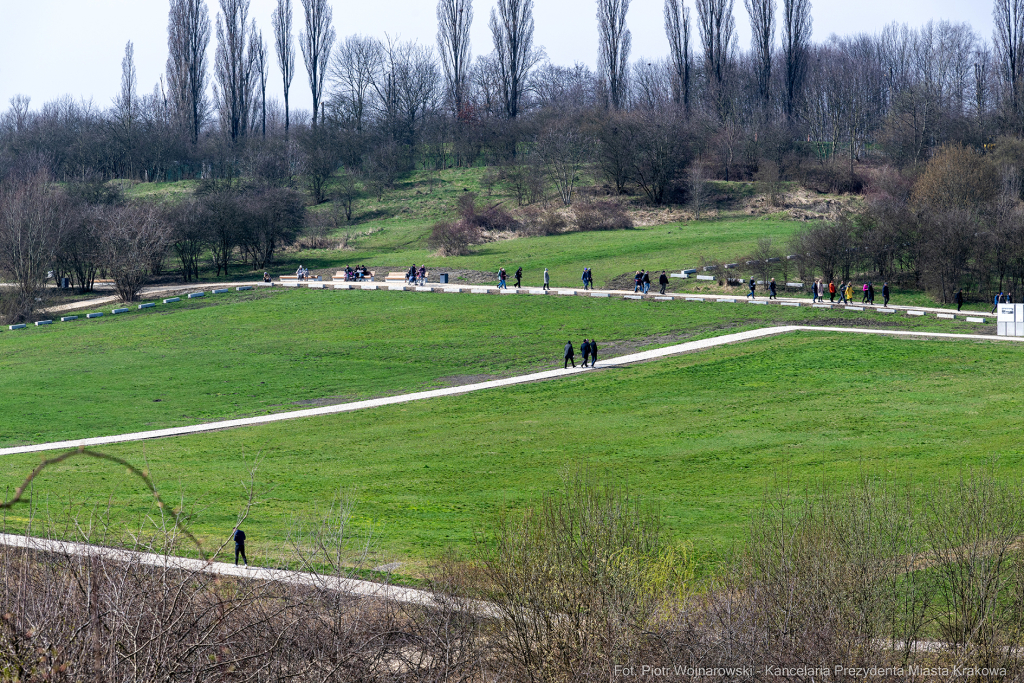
[498,268,507,289]
[514,267,523,288]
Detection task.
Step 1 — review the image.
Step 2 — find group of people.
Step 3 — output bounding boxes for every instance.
[406,264,427,285]
[563,338,599,368]
[581,268,594,290]
[805,279,891,307]
[342,265,372,281]
[992,291,1015,312]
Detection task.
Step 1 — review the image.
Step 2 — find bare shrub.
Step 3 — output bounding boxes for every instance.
[428,220,480,256]
[99,203,169,302]
[478,473,693,682]
[518,206,567,236]
[572,199,633,231]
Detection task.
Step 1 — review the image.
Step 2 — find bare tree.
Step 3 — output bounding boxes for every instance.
[597,0,631,110]
[272,0,296,133]
[299,0,336,127]
[489,0,541,119]
[112,42,139,178]
[538,118,593,206]
[664,0,692,113]
[781,0,811,121]
[994,0,1024,120]
[745,0,774,115]
[167,0,212,144]
[330,35,382,135]
[695,0,735,109]
[214,0,255,141]
[251,29,268,137]
[437,0,474,118]
[688,160,709,219]
[99,204,169,303]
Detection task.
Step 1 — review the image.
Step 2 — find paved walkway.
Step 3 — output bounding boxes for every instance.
[0,532,480,611]
[2,325,1020,458]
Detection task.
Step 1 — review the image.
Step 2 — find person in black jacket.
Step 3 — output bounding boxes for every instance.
[514,267,522,288]
[768,278,777,299]
[563,341,575,368]
[642,270,651,293]
[955,288,964,311]
[589,340,598,367]
[233,528,248,566]
[581,339,591,367]
[882,282,890,307]
[659,271,669,294]
[867,282,875,305]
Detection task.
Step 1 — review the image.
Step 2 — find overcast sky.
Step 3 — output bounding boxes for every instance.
[0,0,995,115]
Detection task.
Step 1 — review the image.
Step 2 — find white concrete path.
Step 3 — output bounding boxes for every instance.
[2,325,1020,458]
[0,532,481,611]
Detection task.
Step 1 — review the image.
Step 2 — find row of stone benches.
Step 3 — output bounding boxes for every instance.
[6,287,261,330]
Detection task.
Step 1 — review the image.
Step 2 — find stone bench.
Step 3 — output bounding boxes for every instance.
[112,308,129,314]
[936,312,954,319]
[696,274,715,281]
[654,296,672,301]
[9,324,26,330]
[781,302,800,307]
[236,286,252,291]
[212,288,229,294]
[844,306,864,311]
[61,316,78,322]
[163,297,180,304]
[623,295,641,300]
[138,303,155,309]
[966,316,986,323]
[906,310,925,316]
[188,292,204,299]
[685,297,704,302]
[280,275,321,282]
[34,320,52,326]
[86,313,103,319]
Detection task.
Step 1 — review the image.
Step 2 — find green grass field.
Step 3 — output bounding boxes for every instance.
[0,287,994,447]
[1,288,1017,577]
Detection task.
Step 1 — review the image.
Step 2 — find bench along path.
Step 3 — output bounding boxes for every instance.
[2,325,1021,458]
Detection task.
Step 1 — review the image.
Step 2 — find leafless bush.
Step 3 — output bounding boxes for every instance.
[428,220,480,256]
[477,472,693,682]
[518,206,567,236]
[98,203,169,302]
[572,199,633,231]
[696,473,1024,676]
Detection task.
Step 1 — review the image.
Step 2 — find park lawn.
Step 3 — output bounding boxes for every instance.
[2,329,1021,576]
[0,287,995,448]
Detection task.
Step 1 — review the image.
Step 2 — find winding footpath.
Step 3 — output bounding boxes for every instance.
[1,324,1020,458]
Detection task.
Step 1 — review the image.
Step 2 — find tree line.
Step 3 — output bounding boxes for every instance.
[1,0,1022,198]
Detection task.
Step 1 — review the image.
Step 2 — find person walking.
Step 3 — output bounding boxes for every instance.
[581,339,591,367]
[633,270,642,293]
[955,288,964,312]
[845,281,854,304]
[543,268,550,290]
[643,270,651,294]
[747,276,756,299]
[418,265,427,285]
[993,292,1002,313]
[582,268,590,290]
[861,282,869,304]
[514,266,523,288]
[587,269,594,290]
[828,280,836,303]
[868,282,875,305]
[233,527,248,566]
[563,340,576,368]
[882,282,890,307]
[837,281,847,304]
[768,278,777,299]
[659,270,669,295]
[498,267,507,289]
[589,339,598,366]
